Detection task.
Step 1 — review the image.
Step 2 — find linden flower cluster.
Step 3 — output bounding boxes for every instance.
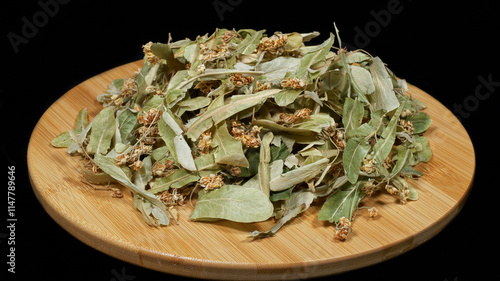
[197,131,213,155]
[257,33,288,55]
[230,73,254,87]
[334,217,352,241]
[115,143,153,171]
[230,120,261,148]
[280,77,306,89]
[110,77,137,107]
[278,108,312,126]
[143,41,161,64]
[199,174,225,190]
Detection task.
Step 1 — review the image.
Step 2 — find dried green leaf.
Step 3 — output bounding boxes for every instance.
[258,132,274,196]
[186,89,281,141]
[318,181,366,223]
[87,107,116,155]
[342,97,364,138]
[372,100,406,168]
[149,168,199,194]
[369,57,400,112]
[213,121,249,168]
[251,190,314,238]
[343,138,371,184]
[190,185,273,223]
[237,29,265,55]
[274,88,303,107]
[407,112,432,134]
[297,33,335,79]
[270,158,329,192]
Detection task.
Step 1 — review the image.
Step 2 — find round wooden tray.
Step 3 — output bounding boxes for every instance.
[27,61,475,280]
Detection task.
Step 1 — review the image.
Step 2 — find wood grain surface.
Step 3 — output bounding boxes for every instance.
[27,60,475,280]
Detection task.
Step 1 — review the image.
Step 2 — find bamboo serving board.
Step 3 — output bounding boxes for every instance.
[28,61,475,280]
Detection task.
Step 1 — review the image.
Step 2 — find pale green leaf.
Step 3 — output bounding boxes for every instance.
[369,57,400,112]
[87,107,116,155]
[258,132,274,196]
[350,65,375,96]
[190,185,274,223]
[52,108,89,148]
[177,96,211,111]
[149,168,199,194]
[95,154,169,225]
[133,156,153,189]
[274,88,303,107]
[407,112,432,134]
[342,97,364,138]
[318,181,366,223]
[213,121,249,168]
[296,33,335,79]
[251,190,314,238]
[237,29,265,55]
[185,89,281,141]
[283,32,303,52]
[270,158,329,192]
[256,56,301,84]
[372,100,406,168]
[343,138,371,184]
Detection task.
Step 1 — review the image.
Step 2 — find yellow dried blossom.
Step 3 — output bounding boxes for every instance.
[257,33,288,55]
[199,42,230,61]
[120,77,137,98]
[361,157,377,174]
[280,77,306,89]
[138,108,162,125]
[129,160,142,171]
[197,131,213,155]
[334,217,352,241]
[143,41,161,64]
[159,189,186,206]
[229,73,254,87]
[199,174,224,190]
[254,81,271,92]
[278,108,312,126]
[385,184,399,195]
[362,181,379,196]
[230,124,260,148]
[115,153,130,166]
[399,187,410,204]
[152,159,175,177]
[110,188,123,198]
[400,119,415,135]
[368,207,379,217]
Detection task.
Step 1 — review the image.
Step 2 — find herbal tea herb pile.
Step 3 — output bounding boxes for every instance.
[51,27,432,240]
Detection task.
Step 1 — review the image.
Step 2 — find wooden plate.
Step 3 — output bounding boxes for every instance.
[27,61,475,280]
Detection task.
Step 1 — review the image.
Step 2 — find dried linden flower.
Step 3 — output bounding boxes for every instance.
[257,33,288,55]
[199,174,224,190]
[280,77,306,89]
[368,207,379,218]
[334,217,352,241]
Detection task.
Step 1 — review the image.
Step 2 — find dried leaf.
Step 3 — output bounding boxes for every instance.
[369,57,400,112]
[190,185,273,223]
[318,181,366,223]
[87,107,116,155]
[213,121,249,168]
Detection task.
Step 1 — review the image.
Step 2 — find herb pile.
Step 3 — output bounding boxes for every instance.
[51,27,432,240]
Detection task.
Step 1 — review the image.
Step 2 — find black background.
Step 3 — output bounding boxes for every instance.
[2,0,498,280]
